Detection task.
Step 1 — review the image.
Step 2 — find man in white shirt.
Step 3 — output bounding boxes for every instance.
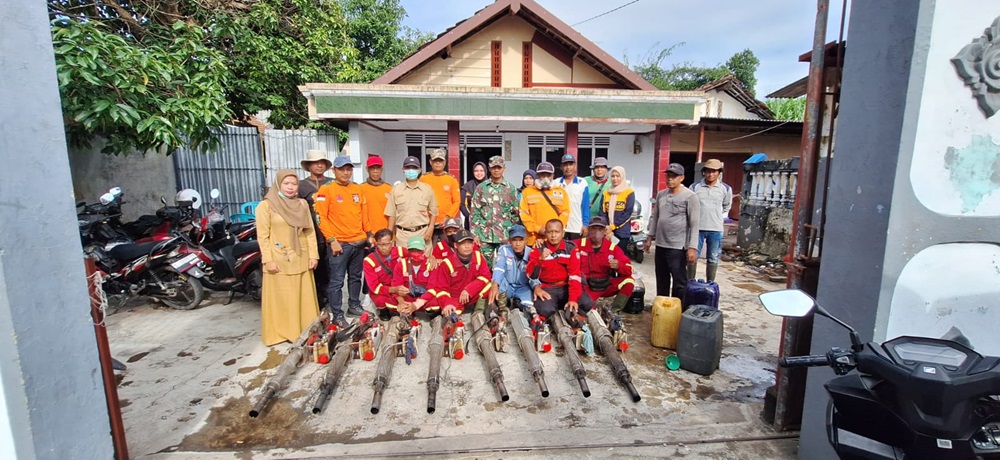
[555,153,591,241]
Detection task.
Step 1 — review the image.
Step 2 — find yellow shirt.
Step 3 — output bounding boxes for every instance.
[420,173,460,225]
[360,181,392,234]
[255,200,319,274]
[519,185,570,244]
[314,181,367,242]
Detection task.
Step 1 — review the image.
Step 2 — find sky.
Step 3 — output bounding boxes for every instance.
[397,0,850,98]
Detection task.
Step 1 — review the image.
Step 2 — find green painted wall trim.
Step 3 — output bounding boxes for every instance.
[314,95,696,121]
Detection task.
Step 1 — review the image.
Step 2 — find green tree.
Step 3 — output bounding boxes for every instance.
[725,49,760,95]
[629,44,758,93]
[341,0,434,83]
[765,97,807,121]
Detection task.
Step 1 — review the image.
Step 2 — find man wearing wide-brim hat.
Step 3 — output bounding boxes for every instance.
[299,149,333,306]
[689,158,732,282]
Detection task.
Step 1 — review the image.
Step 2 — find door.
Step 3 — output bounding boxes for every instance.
[464,147,501,183]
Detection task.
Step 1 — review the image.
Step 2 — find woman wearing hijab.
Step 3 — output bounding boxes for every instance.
[518,169,537,201]
[256,169,321,346]
[602,166,636,250]
[460,162,487,230]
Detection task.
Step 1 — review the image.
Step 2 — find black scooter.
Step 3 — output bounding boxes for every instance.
[760,289,1000,459]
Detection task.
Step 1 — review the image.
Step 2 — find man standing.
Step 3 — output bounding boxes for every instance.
[360,154,392,237]
[363,228,406,320]
[315,156,369,325]
[519,161,569,247]
[470,155,520,265]
[584,157,610,224]
[527,219,593,319]
[488,225,535,312]
[420,148,460,241]
[645,163,700,300]
[386,156,437,250]
[298,149,333,306]
[555,153,591,241]
[689,159,732,282]
[577,216,635,313]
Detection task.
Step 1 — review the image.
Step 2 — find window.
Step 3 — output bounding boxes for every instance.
[522,42,532,88]
[491,41,502,87]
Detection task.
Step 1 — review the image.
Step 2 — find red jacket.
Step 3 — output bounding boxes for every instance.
[392,256,435,299]
[576,237,632,283]
[363,247,404,297]
[526,240,583,302]
[426,250,492,312]
[432,240,480,261]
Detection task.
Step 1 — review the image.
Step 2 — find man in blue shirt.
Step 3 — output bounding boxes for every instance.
[488,225,536,312]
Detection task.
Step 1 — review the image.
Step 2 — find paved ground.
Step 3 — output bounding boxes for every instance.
[106,254,798,459]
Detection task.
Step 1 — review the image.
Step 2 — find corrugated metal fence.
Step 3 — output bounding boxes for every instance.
[262,129,341,184]
[173,125,265,213]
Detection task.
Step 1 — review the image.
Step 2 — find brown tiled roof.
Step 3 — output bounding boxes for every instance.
[697,74,774,119]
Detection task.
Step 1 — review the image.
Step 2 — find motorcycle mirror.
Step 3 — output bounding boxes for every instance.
[160,196,167,205]
[76,201,85,208]
[210,188,220,199]
[758,289,815,318]
[99,192,116,205]
[109,187,123,196]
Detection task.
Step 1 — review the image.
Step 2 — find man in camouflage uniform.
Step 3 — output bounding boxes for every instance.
[470,155,520,267]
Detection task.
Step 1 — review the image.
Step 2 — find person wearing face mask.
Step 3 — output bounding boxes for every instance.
[390,235,437,316]
[386,156,437,250]
[518,161,569,247]
[460,161,487,230]
[256,169,320,345]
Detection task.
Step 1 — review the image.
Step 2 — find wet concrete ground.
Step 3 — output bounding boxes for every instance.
[106,258,796,459]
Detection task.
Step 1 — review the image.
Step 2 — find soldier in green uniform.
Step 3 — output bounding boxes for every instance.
[470,155,520,267]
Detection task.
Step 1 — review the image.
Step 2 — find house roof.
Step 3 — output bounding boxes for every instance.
[372,0,657,91]
[696,74,775,119]
[767,41,846,98]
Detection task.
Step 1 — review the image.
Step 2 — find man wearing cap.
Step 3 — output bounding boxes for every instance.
[315,156,369,323]
[299,149,333,305]
[527,219,592,319]
[363,228,406,319]
[577,216,635,313]
[555,153,591,241]
[689,159,732,282]
[488,224,536,312]
[431,217,480,262]
[584,157,610,223]
[410,230,492,317]
[360,154,392,237]
[386,156,437,250]
[519,161,569,247]
[646,163,700,300]
[470,155,520,265]
[391,235,436,316]
[420,148,461,242]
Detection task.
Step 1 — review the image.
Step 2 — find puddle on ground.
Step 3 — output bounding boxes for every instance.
[732,283,767,294]
[177,351,193,357]
[238,348,283,374]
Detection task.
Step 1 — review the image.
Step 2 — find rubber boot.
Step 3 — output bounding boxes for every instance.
[687,261,697,280]
[706,263,719,283]
[611,293,629,313]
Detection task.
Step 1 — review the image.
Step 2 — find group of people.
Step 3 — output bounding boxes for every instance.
[255,146,731,346]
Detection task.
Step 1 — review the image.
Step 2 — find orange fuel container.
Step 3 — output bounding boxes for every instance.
[650,296,683,349]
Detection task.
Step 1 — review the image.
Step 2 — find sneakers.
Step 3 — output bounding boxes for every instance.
[361,295,372,308]
[347,305,365,316]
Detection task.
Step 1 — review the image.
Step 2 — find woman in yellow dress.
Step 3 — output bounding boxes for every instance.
[256,169,320,345]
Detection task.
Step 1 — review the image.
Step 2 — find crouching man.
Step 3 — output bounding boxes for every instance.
[526,219,593,319]
[576,216,635,313]
[410,230,492,317]
[488,224,536,312]
[363,229,407,319]
[391,236,436,317]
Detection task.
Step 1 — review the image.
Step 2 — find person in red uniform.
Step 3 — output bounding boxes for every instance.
[411,229,492,317]
[527,219,594,319]
[576,215,635,313]
[363,229,406,319]
[392,235,436,315]
[432,217,480,262]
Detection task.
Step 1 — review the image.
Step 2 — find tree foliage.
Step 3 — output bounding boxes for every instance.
[48,0,428,155]
[765,97,806,121]
[630,44,760,94]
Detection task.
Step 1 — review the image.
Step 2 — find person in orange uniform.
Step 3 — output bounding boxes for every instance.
[411,230,492,317]
[420,149,460,242]
[314,155,368,327]
[360,154,391,237]
[363,229,406,320]
[519,161,569,247]
[576,215,635,313]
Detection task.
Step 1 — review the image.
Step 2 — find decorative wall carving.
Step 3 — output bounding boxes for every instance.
[952,16,1000,117]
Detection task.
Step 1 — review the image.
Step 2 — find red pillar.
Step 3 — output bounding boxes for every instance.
[448,120,460,179]
[651,125,672,194]
[564,122,579,160]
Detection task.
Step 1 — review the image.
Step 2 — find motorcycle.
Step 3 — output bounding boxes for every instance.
[189,189,263,301]
[622,200,647,263]
[759,289,1000,459]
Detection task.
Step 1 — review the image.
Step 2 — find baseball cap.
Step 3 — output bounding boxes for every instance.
[402,156,421,168]
[444,217,462,230]
[453,229,475,243]
[535,161,555,174]
[333,156,353,168]
[666,163,685,176]
[407,235,426,251]
[560,153,576,164]
[588,215,609,227]
[429,149,446,161]
[488,155,505,168]
[366,155,384,168]
[508,225,527,239]
[591,157,609,169]
[702,159,723,170]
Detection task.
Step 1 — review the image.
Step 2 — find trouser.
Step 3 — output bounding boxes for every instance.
[315,239,330,305]
[395,226,431,253]
[696,231,723,263]
[583,276,635,300]
[497,280,533,310]
[361,245,373,295]
[370,293,397,310]
[438,287,489,315]
[326,242,365,317]
[654,246,687,300]
[533,285,594,319]
[479,242,502,268]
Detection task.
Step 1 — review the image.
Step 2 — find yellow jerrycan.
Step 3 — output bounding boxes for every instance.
[650,296,683,349]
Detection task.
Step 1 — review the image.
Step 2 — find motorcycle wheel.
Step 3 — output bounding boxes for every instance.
[155,270,205,310]
[245,267,262,301]
[634,248,644,263]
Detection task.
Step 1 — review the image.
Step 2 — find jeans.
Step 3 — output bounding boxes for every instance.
[498,280,534,309]
[696,231,723,263]
[654,246,687,300]
[534,286,594,319]
[326,242,364,317]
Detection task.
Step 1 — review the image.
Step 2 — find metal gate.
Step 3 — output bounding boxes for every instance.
[172,125,266,214]
[262,129,340,184]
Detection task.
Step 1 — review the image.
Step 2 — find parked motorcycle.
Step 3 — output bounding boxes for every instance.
[759,289,1000,459]
[190,189,263,301]
[623,200,647,263]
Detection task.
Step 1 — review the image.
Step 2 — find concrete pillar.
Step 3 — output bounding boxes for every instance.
[447,120,460,179]
[0,1,114,458]
[564,122,579,160]
[348,121,364,183]
[651,125,672,193]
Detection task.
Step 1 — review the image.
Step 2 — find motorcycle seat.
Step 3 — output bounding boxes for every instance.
[108,242,160,262]
[233,241,259,258]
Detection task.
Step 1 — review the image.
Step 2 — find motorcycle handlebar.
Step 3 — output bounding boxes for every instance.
[779,355,831,368]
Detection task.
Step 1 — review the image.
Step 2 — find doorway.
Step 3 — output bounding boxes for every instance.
[463,147,501,183]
